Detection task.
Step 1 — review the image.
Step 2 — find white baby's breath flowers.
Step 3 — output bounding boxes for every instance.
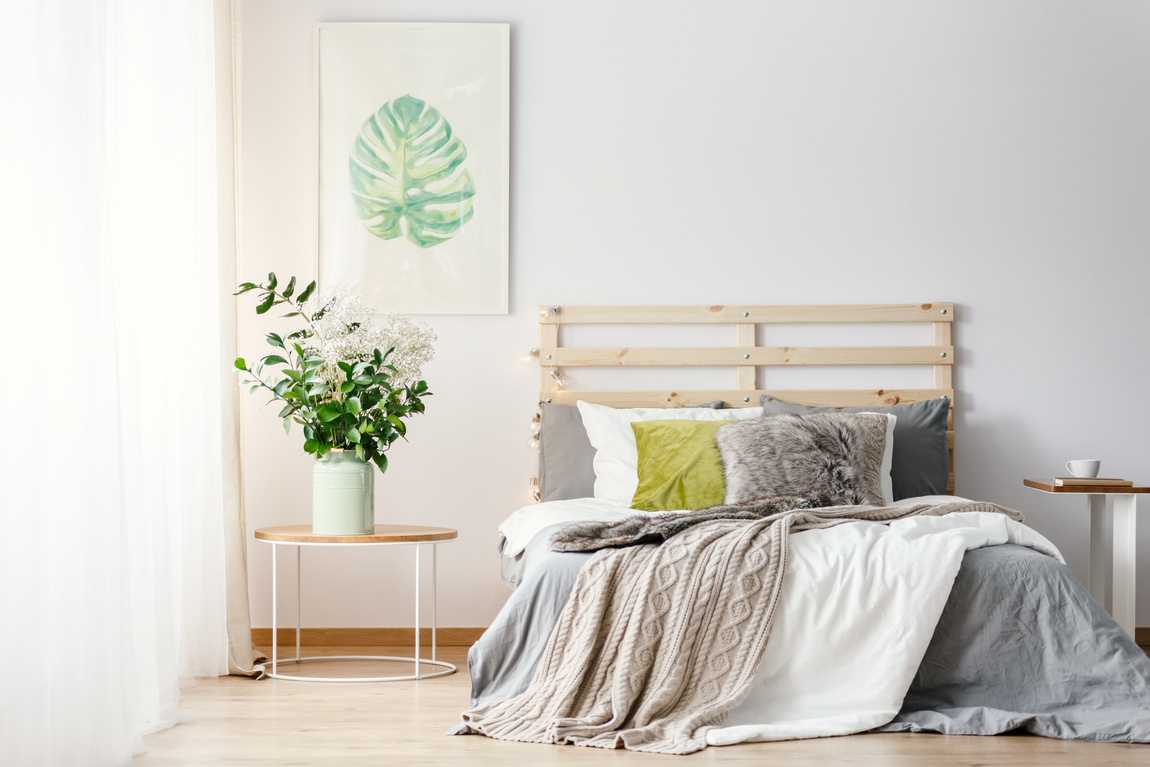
[297,290,435,394]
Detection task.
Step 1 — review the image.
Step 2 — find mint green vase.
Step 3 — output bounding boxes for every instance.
[312,449,374,535]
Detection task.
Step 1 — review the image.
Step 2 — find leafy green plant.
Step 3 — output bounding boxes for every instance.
[348,94,476,248]
[234,274,433,473]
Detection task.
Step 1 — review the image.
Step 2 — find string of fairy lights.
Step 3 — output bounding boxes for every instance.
[524,306,564,502]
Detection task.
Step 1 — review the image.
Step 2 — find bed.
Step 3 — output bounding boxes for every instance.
[454,303,1150,753]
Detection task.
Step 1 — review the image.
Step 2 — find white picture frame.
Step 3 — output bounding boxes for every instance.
[315,22,510,314]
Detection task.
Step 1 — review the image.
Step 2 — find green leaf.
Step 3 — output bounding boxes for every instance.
[234,357,247,371]
[249,384,260,394]
[267,272,277,290]
[340,381,355,394]
[348,94,476,248]
[386,415,407,436]
[260,354,289,367]
[282,276,296,298]
[278,404,294,418]
[297,281,316,304]
[266,332,284,348]
[255,292,275,314]
[303,439,319,454]
[337,361,354,375]
[317,403,342,423]
[347,397,362,416]
[371,453,388,473]
[346,427,361,443]
[283,417,292,435]
[355,443,365,460]
[235,282,258,294]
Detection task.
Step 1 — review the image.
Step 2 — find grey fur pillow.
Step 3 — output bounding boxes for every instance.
[759,395,950,500]
[714,413,890,506]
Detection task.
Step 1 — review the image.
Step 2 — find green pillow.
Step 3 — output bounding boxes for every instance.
[630,420,734,511]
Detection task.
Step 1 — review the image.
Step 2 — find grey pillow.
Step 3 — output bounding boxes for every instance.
[714,412,890,506]
[538,404,597,502]
[759,395,950,501]
[538,401,723,502]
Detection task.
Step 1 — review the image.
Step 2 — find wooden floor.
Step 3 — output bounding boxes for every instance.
[133,645,1149,766]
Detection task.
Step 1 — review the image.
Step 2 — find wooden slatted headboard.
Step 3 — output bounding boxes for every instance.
[537,303,955,494]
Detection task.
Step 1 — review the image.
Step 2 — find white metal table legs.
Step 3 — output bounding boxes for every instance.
[414,543,420,679]
[1087,493,1138,639]
[1088,494,1106,608]
[1111,495,1137,638]
[263,541,456,682]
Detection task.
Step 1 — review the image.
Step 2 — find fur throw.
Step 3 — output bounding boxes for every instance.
[714,412,889,506]
[551,492,834,552]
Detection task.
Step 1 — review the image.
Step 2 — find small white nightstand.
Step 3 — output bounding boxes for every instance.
[1024,479,1148,638]
[254,524,458,682]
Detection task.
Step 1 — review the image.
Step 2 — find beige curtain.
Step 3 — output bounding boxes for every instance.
[215,0,264,677]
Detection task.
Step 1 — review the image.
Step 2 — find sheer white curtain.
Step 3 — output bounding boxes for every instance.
[0,1,230,765]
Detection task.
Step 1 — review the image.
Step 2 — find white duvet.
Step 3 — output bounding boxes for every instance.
[498,496,1063,745]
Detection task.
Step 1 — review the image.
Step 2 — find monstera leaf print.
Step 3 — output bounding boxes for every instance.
[348,94,476,248]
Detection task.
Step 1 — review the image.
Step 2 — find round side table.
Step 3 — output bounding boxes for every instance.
[254,524,458,682]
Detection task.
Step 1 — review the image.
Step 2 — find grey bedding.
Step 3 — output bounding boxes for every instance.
[873,544,1150,740]
[470,526,1150,741]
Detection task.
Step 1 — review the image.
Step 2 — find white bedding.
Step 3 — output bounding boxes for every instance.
[496,496,1063,744]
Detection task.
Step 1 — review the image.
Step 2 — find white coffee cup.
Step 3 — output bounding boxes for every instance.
[1066,459,1101,478]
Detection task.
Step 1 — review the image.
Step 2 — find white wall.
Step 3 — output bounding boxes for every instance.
[241,0,1150,630]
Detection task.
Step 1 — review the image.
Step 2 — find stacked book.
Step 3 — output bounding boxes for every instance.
[1053,477,1134,487]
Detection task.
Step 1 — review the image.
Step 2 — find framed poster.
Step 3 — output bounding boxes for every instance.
[316,23,509,314]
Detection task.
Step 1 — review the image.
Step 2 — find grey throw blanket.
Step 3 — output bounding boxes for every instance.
[551,492,834,552]
[457,501,1024,754]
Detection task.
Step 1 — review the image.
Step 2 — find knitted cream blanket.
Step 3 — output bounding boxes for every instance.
[457,501,1023,754]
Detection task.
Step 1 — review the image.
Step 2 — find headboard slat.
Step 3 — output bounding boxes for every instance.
[539,303,953,325]
[550,346,954,367]
[542,388,953,409]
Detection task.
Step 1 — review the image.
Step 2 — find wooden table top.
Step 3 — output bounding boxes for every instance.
[1023,479,1150,494]
[254,524,458,544]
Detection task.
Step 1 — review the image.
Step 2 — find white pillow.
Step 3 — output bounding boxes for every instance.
[862,412,897,506]
[577,401,765,505]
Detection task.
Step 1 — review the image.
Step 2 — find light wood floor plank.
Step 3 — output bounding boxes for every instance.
[133,645,1149,766]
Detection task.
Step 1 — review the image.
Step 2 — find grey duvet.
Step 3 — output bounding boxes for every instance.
[470,524,1150,742]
